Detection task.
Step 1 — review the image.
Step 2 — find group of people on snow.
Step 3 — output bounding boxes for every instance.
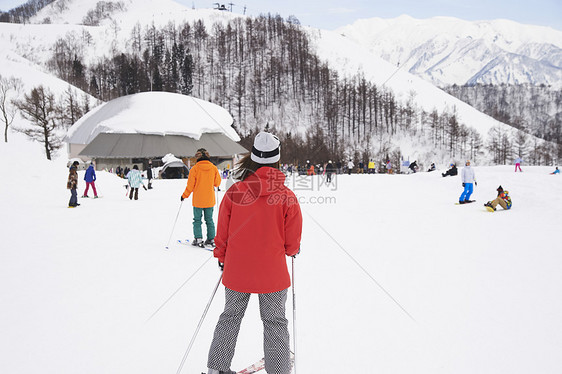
[66,129,562,374]
[67,160,99,207]
[457,159,512,212]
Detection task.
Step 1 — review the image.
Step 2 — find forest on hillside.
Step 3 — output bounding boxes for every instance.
[0,0,58,23]
[2,4,560,166]
[445,83,562,144]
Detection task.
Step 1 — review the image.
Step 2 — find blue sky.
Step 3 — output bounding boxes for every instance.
[1,0,561,31]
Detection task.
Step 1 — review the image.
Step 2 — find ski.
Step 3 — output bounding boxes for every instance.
[237,352,294,374]
[177,239,214,251]
[455,200,475,205]
[237,358,265,374]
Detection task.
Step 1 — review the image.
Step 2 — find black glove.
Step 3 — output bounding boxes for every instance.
[218,260,224,271]
[475,181,477,186]
[181,196,184,201]
[292,248,301,258]
[462,183,465,187]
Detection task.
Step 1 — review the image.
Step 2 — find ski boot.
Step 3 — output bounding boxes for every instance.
[191,238,205,248]
[204,238,216,248]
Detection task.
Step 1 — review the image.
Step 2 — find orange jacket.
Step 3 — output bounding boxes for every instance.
[182,160,221,208]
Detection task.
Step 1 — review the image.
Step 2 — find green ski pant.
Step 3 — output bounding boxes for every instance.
[193,207,215,240]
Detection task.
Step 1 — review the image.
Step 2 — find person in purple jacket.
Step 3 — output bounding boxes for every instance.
[82,162,99,198]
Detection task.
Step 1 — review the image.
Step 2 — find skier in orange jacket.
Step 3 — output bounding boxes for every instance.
[181,148,221,247]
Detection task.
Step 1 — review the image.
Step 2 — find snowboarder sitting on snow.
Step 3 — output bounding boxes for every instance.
[550,167,560,175]
[442,163,458,177]
[427,163,436,172]
[484,185,512,211]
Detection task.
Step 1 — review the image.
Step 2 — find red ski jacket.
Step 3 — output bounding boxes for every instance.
[214,167,302,293]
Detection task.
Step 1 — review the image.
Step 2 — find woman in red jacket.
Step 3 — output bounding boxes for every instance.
[206,132,302,374]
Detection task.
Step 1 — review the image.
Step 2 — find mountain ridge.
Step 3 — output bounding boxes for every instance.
[336,15,562,88]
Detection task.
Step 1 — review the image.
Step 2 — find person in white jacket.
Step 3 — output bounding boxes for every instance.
[459,160,476,204]
[347,160,354,175]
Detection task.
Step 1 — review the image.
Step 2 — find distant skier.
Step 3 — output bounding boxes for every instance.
[181,148,221,248]
[368,159,376,174]
[67,161,80,208]
[82,162,98,198]
[347,159,354,175]
[206,132,302,374]
[325,160,335,183]
[307,163,315,176]
[127,165,145,200]
[550,166,560,175]
[427,163,436,172]
[146,159,153,189]
[514,157,523,172]
[386,159,392,174]
[409,160,418,173]
[484,185,512,211]
[442,163,458,177]
[459,160,476,204]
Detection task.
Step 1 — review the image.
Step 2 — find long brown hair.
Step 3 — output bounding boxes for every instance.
[233,153,279,181]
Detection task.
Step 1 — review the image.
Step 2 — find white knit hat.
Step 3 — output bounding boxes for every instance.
[251,132,281,164]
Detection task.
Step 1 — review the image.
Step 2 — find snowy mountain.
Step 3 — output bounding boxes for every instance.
[0,0,552,165]
[336,15,562,88]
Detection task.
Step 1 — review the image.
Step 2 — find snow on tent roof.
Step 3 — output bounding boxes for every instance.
[66,92,239,144]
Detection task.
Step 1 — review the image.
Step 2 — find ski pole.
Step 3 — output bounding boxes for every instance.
[165,200,184,249]
[176,272,223,374]
[292,256,297,374]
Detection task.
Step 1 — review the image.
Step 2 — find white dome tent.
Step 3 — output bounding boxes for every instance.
[65,92,247,171]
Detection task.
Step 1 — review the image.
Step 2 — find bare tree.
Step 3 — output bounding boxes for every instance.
[514,131,529,159]
[14,86,63,160]
[0,74,23,142]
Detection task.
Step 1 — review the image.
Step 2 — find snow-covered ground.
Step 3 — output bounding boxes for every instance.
[1,134,561,373]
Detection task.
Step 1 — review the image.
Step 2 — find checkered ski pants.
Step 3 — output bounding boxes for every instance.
[207,287,291,374]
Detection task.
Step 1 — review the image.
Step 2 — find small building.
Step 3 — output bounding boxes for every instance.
[65,92,247,173]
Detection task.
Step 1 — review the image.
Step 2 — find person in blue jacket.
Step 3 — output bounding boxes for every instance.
[82,162,98,198]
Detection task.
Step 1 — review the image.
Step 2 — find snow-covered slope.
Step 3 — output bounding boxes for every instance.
[336,15,562,88]
[0,27,97,102]
[1,133,561,373]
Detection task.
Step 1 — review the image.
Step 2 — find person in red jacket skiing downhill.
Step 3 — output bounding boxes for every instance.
[206,132,302,374]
